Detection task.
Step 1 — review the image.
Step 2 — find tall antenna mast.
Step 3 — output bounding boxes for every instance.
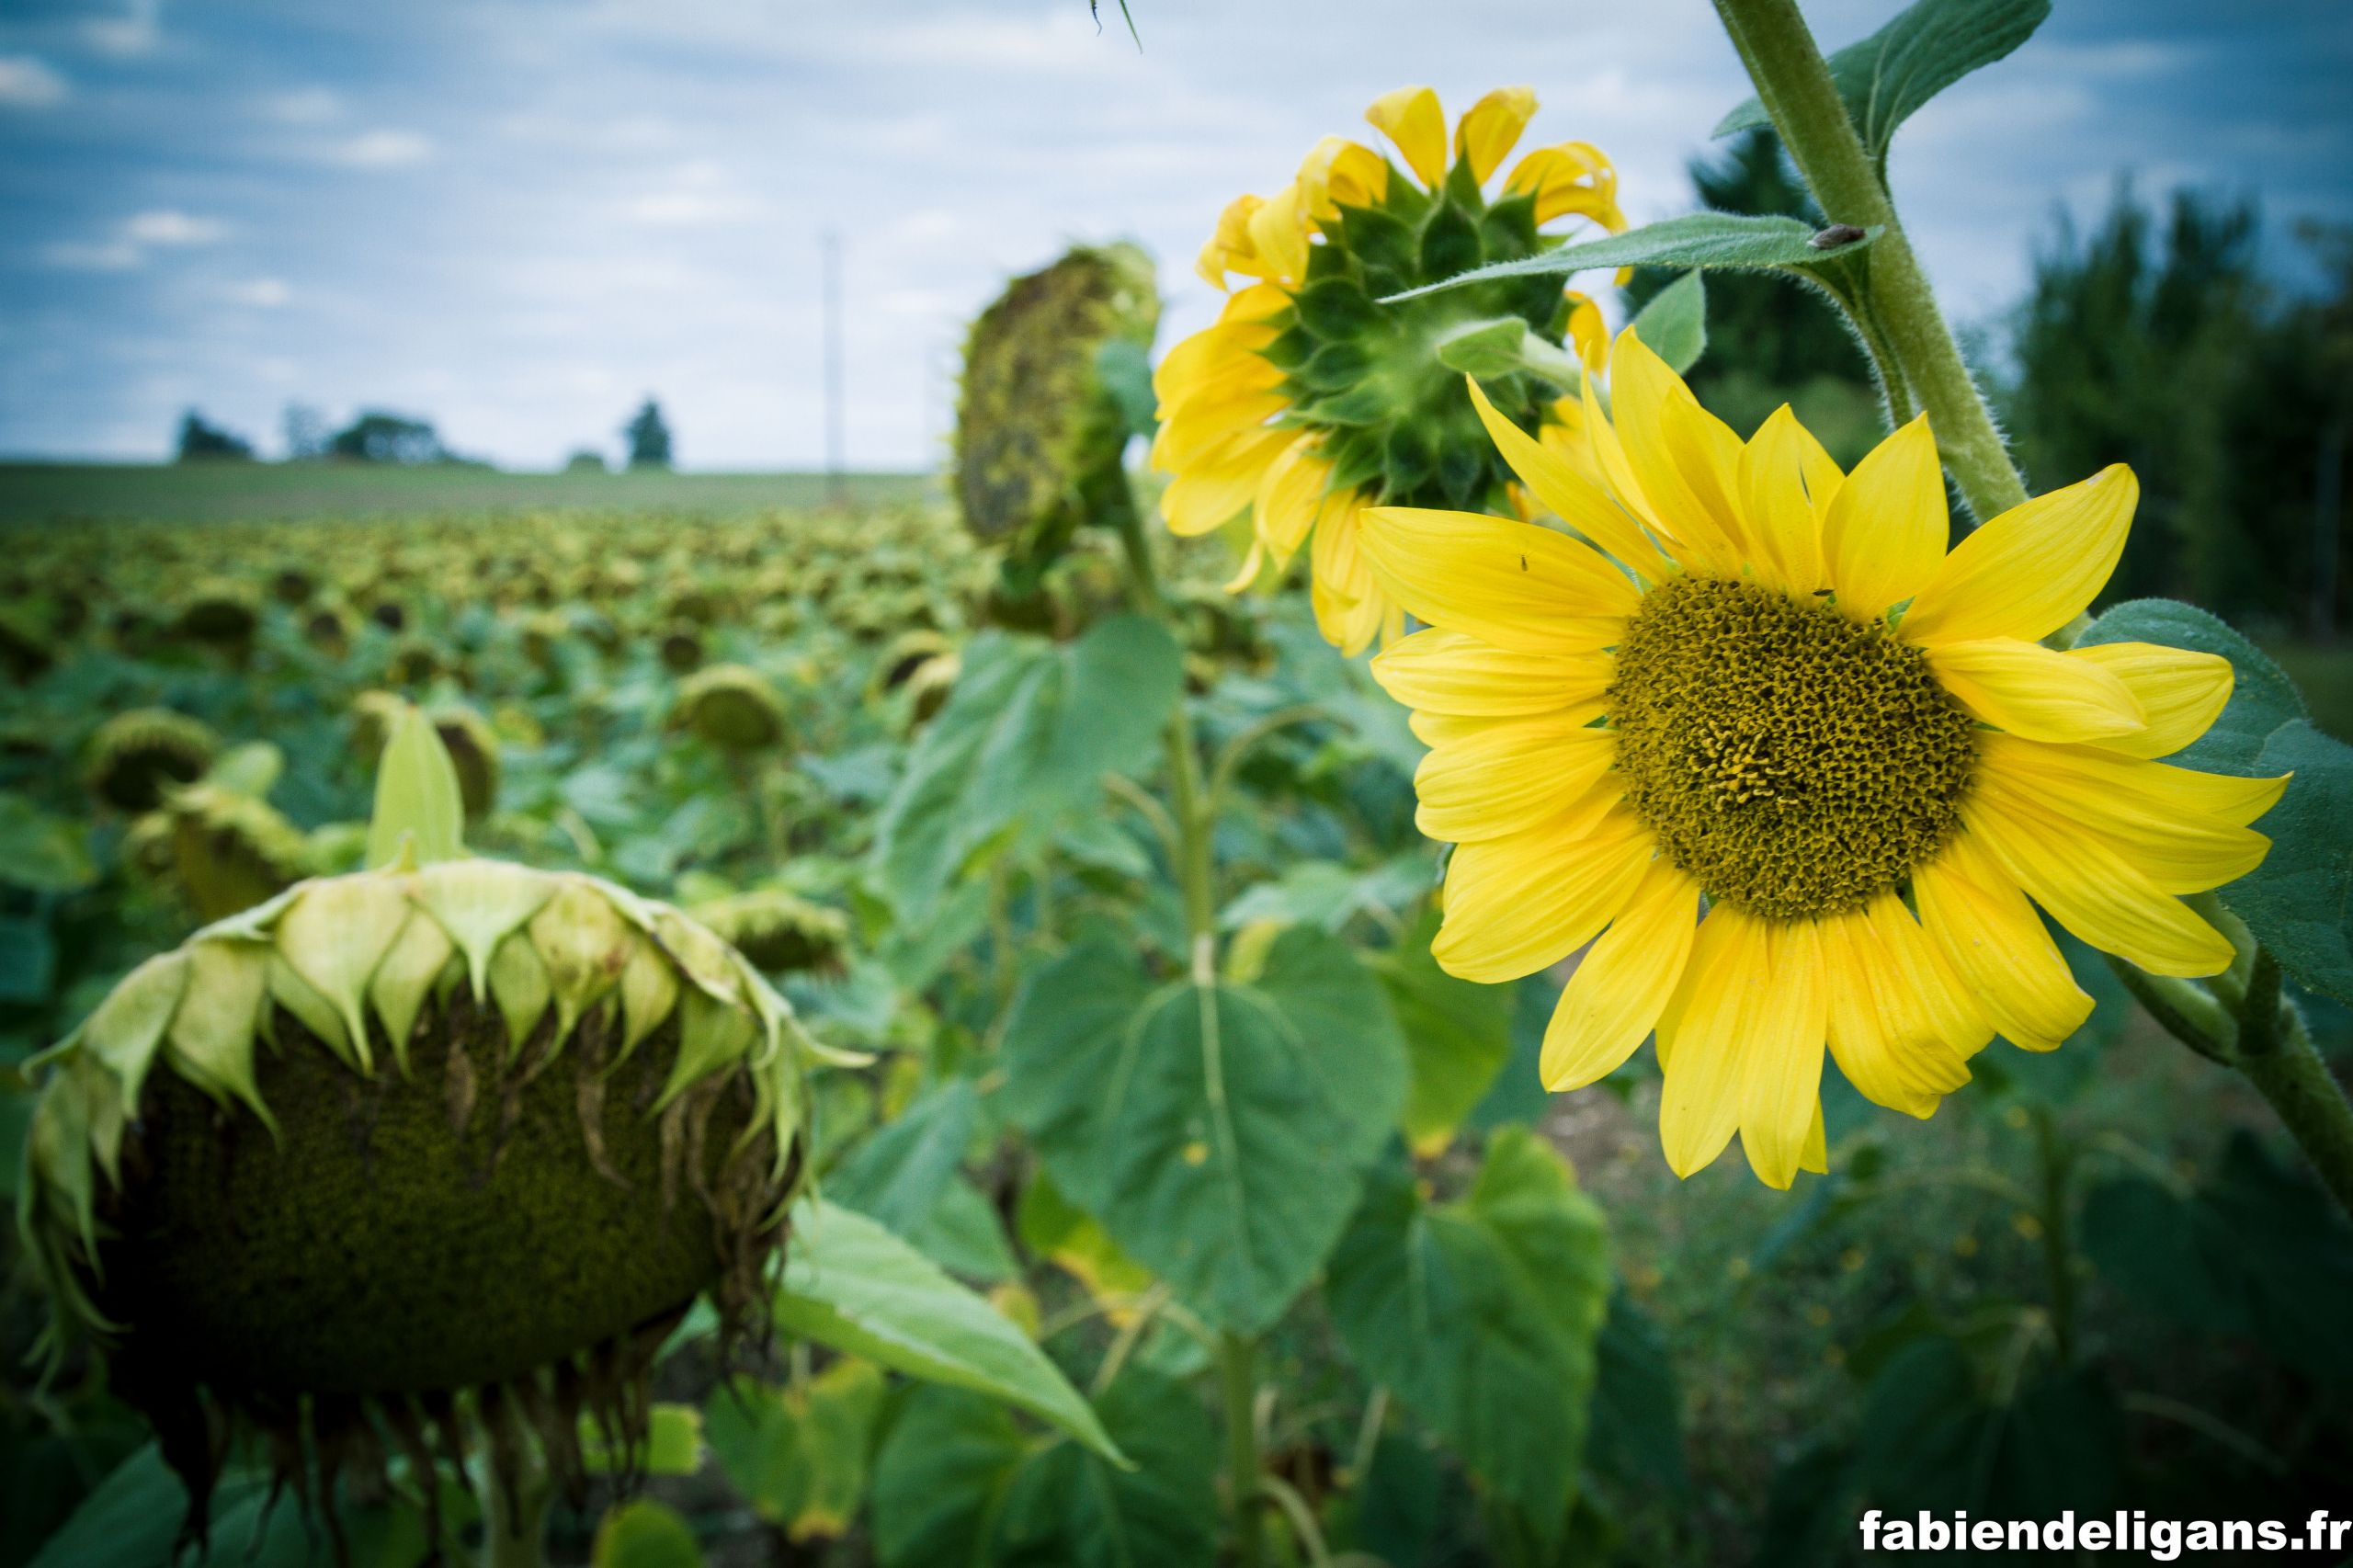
[822,229,846,506]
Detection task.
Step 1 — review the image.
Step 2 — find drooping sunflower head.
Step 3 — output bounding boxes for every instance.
[672,663,790,754]
[1359,328,2289,1187]
[18,857,811,1550]
[1154,85,1626,654]
[954,242,1162,587]
[84,707,219,813]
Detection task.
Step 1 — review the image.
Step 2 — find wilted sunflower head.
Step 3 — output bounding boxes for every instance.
[673,664,790,754]
[18,717,812,1549]
[954,242,1161,588]
[84,708,218,813]
[1154,85,1627,655]
[135,779,313,922]
[689,887,851,976]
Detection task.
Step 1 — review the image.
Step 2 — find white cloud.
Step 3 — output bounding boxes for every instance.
[224,278,290,307]
[84,0,163,58]
[41,241,142,272]
[620,161,761,226]
[125,210,226,245]
[0,55,69,109]
[261,86,342,124]
[324,129,435,168]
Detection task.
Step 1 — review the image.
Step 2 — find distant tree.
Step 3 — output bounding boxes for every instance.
[564,449,608,473]
[175,410,255,463]
[282,403,329,461]
[1622,130,1880,463]
[623,399,674,469]
[329,411,447,465]
[2001,192,2353,632]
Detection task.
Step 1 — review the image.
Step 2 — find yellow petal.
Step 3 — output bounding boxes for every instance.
[1433,801,1651,983]
[1925,637,2145,741]
[1540,857,1698,1090]
[2069,642,2234,759]
[1655,906,1762,1178]
[1297,135,1389,222]
[1961,793,2235,977]
[1820,413,1947,621]
[1162,426,1291,538]
[1466,374,1665,574]
[1974,730,2287,829]
[1364,85,1447,188]
[1456,85,1537,184]
[1415,716,1617,843]
[1254,434,1331,567]
[1606,329,1745,573]
[1739,921,1829,1189]
[1309,494,1387,656]
[1503,141,1625,229]
[1974,735,2276,894]
[1370,628,1612,716]
[1915,832,2092,1052]
[1740,404,1824,596]
[1900,464,2138,646]
[1246,180,1311,285]
[1867,891,1993,1060]
[1563,292,1608,369]
[1819,909,1972,1116]
[1222,536,1267,595]
[1357,506,1638,655]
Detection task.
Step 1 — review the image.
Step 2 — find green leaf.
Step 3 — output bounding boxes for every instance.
[777,1198,1122,1462]
[581,1403,703,1477]
[1377,913,1512,1153]
[1097,339,1158,442]
[2076,598,2308,775]
[1854,1339,2121,1519]
[826,1079,983,1241]
[1384,213,1876,302]
[870,1372,1218,1568]
[1628,270,1708,375]
[870,615,1183,921]
[705,1358,886,1541]
[1325,1128,1613,1532]
[0,791,96,893]
[365,701,466,869]
[2217,722,2353,1004]
[1434,316,1532,378]
[1000,926,1406,1333]
[1588,1287,1688,1494]
[1716,0,2051,165]
[591,1498,705,1568]
[29,1444,435,1568]
[2082,1131,2353,1383]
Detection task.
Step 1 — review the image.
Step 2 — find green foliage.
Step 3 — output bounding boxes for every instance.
[1327,1129,1612,1535]
[1716,0,2052,166]
[870,1373,1219,1568]
[1000,927,1407,1332]
[1386,211,1875,301]
[778,1198,1122,1461]
[1628,271,1709,376]
[870,615,1183,921]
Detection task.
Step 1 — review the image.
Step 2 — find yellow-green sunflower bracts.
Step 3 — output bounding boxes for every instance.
[1361,328,2289,1189]
[16,853,813,1546]
[1153,85,1628,654]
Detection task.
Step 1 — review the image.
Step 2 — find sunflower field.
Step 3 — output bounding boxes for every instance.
[6,1,2353,1566]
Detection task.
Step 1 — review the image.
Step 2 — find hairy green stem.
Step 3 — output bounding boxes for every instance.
[2029,1108,2079,1364]
[2235,997,2353,1222]
[1709,0,2027,524]
[1222,1331,1269,1568]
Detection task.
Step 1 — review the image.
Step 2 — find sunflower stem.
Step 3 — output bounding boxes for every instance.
[1222,1330,1270,1568]
[2232,961,2353,1223]
[1709,0,2028,525]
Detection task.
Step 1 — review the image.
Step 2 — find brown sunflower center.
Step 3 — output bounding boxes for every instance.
[1608,575,1977,920]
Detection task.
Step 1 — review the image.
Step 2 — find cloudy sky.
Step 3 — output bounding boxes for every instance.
[2,0,2347,469]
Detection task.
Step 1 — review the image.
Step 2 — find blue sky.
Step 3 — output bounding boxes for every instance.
[2,0,2347,469]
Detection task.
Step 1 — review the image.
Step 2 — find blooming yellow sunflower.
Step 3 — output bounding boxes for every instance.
[1359,327,2289,1187]
[1151,85,1626,655]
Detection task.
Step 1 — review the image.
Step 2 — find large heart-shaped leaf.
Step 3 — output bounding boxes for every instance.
[1000,926,1406,1333]
[870,614,1182,920]
[1325,1129,1613,1533]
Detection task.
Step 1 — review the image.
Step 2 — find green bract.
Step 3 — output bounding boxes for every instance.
[1267,160,1576,510]
[17,858,812,1547]
[953,243,1160,579]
